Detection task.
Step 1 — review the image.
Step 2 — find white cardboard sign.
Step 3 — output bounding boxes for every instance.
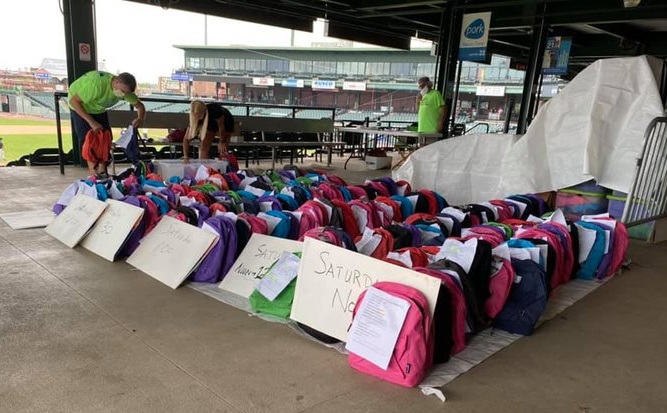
[290,237,441,342]
[80,199,145,262]
[127,216,218,289]
[0,209,55,230]
[219,233,303,298]
[44,194,107,248]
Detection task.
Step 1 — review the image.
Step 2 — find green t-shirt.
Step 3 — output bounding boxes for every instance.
[67,71,139,114]
[417,89,445,133]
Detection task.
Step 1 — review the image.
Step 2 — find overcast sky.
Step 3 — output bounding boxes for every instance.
[0,0,431,83]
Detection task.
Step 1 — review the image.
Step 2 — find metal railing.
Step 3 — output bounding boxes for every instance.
[622,117,667,226]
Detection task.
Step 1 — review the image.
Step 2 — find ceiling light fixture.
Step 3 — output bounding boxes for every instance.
[623,0,641,7]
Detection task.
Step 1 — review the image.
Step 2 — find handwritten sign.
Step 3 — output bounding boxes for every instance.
[80,199,145,261]
[290,237,441,342]
[44,194,107,248]
[219,233,303,298]
[126,216,219,289]
[0,209,55,230]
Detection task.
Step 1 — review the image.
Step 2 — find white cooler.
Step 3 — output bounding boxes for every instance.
[154,159,229,179]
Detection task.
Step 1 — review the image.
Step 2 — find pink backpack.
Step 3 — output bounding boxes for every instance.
[484,257,515,320]
[348,282,434,387]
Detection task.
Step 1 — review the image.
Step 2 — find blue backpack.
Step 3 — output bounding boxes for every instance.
[574,221,607,280]
[494,258,548,336]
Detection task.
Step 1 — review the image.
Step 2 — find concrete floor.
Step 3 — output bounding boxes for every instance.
[1,158,666,413]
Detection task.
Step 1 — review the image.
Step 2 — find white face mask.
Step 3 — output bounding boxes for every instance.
[113,89,125,98]
[419,87,428,97]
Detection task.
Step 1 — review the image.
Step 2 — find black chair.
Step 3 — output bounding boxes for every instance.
[263,131,293,164]
[294,132,322,163]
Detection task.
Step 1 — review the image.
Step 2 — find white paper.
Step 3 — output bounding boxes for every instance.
[260,201,274,213]
[315,198,333,221]
[375,202,394,223]
[527,247,541,265]
[240,176,258,189]
[407,195,419,213]
[108,184,125,200]
[492,243,511,261]
[351,205,369,233]
[256,252,301,301]
[509,248,532,262]
[214,211,238,223]
[504,199,528,217]
[546,209,568,227]
[114,125,134,149]
[435,216,454,233]
[441,207,466,223]
[258,212,282,235]
[435,238,478,274]
[195,165,210,181]
[345,287,410,370]
[479,201,499,221]
[386,250,413,268]
[527,215,545,224]
[575,224,598,264]
[537,244,548,271]
[246,185,268,198]
[355,227,382,256]
[280,187,295,198]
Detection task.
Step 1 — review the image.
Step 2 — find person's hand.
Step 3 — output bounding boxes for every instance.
[219,145,228,155]
[131,117,142,128]
[181,157,190,164]
[416,94,423,103]
[437,124,443,133]
[89,120,103,131]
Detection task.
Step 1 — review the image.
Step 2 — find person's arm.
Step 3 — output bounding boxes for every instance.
[182,127,191,163]
[131,100,145,128]
[69,94,102,131]
[437,104,446,133]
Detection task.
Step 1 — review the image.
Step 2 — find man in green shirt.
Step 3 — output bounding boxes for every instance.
[68,71,145,177]
[416,76,446,134]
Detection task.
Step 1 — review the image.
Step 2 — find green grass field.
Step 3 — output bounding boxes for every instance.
[0,115,171,164]
[2,134,73,163]
[0,117,70,127]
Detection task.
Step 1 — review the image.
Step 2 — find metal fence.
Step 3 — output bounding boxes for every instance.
[622,117,667,226]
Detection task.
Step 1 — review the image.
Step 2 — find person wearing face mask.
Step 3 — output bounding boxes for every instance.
[68,71,145,177]
[416,76,446,134]
[182,100,235,162]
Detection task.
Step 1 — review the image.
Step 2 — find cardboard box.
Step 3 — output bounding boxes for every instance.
[154,159,229,179]
[365,156,392,170]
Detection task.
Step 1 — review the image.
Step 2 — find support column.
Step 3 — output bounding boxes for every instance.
[517,14,549,135]
[63,0,98,166]
[437,3,462,139]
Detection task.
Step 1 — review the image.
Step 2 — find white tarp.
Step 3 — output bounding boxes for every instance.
[394,56,664,205]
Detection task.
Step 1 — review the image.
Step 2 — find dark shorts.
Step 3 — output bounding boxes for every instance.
[71,111,111,148]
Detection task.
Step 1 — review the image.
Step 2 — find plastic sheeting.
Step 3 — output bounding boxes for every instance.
[394,56,664,205]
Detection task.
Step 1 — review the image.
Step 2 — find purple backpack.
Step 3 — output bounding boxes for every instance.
[189,216,238,283]
[117,196,147,257]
